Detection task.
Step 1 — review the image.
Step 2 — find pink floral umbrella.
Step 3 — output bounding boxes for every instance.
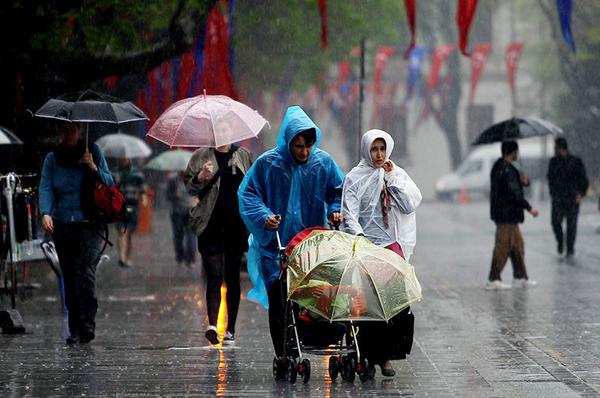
[146,93,269,148]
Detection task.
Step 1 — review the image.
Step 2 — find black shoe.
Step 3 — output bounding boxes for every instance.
[380,361,396,377]
[118,260,131,268]
[566,250,574,258]
[66,335,80,345]
[557,242,564,255]
[205,326,220,345]
[80,330,95,344]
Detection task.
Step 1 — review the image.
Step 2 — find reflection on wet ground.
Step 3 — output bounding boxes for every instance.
[1,202,600,396]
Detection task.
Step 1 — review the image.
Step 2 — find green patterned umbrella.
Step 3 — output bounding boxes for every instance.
[286,229,422,322]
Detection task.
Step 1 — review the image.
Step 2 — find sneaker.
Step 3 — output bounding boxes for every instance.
[485,280,512,290]
[222,331,235,345]
[512,278,537,288]
[205,325,220,345]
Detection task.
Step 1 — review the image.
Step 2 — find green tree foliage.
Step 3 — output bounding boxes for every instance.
[0,0,216,129]
[233,0,407,92]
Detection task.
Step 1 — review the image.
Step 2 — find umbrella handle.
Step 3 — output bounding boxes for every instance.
[85,124,90,153]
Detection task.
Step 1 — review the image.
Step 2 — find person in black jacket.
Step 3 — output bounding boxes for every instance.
[547,137,589,257]
[486,141,539,290]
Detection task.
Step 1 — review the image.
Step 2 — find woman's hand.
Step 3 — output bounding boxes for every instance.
[80,152,98,172]
[42,215,54,234]
[197,161,214,181]
[328,212,343,227]
[382,160,394,173]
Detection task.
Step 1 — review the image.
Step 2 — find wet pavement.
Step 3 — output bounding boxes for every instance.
[2,200,600,397]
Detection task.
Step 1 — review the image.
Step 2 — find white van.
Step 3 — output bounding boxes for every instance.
[435,137,554,200]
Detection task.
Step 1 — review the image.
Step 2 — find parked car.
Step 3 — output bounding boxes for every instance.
[435,138,553,201]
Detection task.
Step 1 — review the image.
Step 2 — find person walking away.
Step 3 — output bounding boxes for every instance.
[39,121,114,344]
[341,129,422,377]
[184,141,253,345]
[547,137,589,258]
[114,157,146,268]
[166,170,196,267]
[237,105,344,369]
[486,140,539,290]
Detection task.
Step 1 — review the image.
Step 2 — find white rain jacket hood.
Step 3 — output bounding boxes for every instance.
[341,129,422,259]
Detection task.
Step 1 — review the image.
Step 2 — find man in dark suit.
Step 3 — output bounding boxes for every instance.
[547,137,589,258]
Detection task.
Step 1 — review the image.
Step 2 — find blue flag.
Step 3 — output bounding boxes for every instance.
[405,46,426,103]
[556,0,576,52]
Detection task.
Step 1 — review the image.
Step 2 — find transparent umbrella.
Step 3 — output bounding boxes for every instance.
[286,229,422,322]
[146,92,269,148]
[95,134,152,159]
[144,149,193,171]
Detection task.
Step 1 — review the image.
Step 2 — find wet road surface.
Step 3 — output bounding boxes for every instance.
[2,200,600,397]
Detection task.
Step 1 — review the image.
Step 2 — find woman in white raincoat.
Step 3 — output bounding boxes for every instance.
[341,128,422,377]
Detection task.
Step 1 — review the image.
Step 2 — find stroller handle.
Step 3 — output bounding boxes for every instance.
[275,230,285,253]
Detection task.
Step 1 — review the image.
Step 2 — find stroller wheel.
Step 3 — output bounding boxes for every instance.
[328,357,339,381]
[273,357,286,381]
[298,358,310,383]
[358,358,373,383]
[341,356,356,382]
[287,357,298,383]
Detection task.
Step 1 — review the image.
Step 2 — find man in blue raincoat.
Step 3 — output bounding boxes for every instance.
[238,106,344,359]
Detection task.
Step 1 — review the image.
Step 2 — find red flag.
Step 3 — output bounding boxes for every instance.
[371,46,396,126]
[160,61,173,112]
[403,0,416,60]
[456,0,479,56]
[147,68,160,122]
[338,61,351,86]
[202,0,238,99]
[318,0,327,49]
[505,42,524,104]
[427,44,456,90]
[468,43,491,104]
[178,52,195,99]
[104,75,119,92]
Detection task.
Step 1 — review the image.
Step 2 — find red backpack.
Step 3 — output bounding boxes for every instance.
[92,180,126,223]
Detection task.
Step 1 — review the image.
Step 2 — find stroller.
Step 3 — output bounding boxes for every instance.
[272,229,373,383]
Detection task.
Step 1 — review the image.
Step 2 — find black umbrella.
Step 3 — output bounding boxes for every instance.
[34,90,147,124]
[472,116,563,145]
[34,90,148,148]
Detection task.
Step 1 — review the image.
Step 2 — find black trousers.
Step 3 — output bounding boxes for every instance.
[267,278,285,357]
[170,211,196,263]
[354,307,414,364]
[198,242,242,334]
[53,221,103,337]
[551,202,579,254]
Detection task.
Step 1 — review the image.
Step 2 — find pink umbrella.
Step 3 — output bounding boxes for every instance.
[146,93,269,148]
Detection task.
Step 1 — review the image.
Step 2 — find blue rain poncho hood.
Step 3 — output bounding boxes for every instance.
[238,106,344,308]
